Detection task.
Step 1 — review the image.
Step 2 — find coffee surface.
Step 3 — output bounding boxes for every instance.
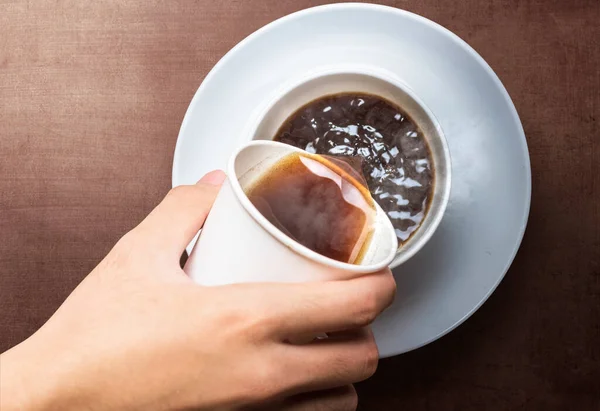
[246,153,374,264]
[274,93,433,245]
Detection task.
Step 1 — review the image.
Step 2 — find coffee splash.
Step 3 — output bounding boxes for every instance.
[274,93,434,246]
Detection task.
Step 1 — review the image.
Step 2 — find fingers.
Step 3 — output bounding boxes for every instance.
[268,385,358,411]
[281,328,379,393]
[132,170,226,258]
[250,270,395,338]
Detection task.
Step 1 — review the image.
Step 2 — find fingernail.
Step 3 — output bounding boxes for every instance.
[198,170,226,186]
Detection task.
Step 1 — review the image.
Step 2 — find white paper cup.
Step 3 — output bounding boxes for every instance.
[185,140,398,285]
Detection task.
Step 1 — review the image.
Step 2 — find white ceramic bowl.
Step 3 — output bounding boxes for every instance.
[246,68,451,268]
[172,4,531,357]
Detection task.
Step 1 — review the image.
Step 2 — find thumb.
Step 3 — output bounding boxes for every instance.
[134,170,226,258]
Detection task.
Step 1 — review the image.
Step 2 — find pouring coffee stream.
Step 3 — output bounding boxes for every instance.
[246,152,376,264]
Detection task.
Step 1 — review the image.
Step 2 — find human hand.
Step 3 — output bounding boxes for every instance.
[0,171,396,411]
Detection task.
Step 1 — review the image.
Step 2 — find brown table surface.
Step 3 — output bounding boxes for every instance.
[1,1,599,409]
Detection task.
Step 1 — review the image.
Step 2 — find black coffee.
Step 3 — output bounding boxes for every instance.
[274,93,433,246]
[246,153,375,264]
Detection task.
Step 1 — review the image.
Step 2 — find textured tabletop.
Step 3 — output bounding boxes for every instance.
[1,1,599,410]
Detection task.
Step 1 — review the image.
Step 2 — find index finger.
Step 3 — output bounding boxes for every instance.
[133,170,226,259]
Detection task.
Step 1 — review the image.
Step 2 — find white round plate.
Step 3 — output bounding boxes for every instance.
[172,4,531,357]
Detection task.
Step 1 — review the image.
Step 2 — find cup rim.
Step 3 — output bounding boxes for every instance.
[227,140,399,273]
[244,67,452,269]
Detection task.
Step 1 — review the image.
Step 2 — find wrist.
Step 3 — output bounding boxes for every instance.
[0,332,85,411]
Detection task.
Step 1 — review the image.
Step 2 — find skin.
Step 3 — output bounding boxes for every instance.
[0,170,396,411]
